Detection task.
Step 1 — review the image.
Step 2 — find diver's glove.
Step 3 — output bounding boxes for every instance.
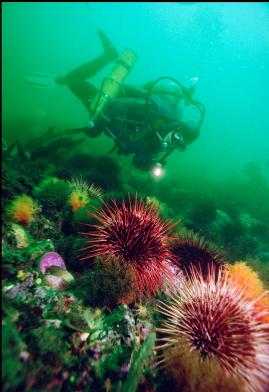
[162,131,186,151]
[172,132,186,150]
[83,116,104,137]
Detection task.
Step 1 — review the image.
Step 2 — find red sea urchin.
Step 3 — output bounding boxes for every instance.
[156,265,269,392]
[170,231,225,278]
[79,195,176,297]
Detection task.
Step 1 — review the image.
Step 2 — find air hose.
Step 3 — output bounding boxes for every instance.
[145,76,205,129]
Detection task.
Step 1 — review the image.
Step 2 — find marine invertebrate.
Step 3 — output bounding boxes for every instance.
[228,261,264,298]
[43,274,70,291]
[88,183,104,200]
[10,223,30,248]
[7,194,38,224]
[170,231,225,278]
[79,195,176,297]
[228,261,269,323]
[156,265,269,392]
[135,303,150,319]
[69,178,89,193]
[68,178,90,212]
[40,252,66,274]
[247,257,269,288]
[68,178,103,212]
[40,252,74,290]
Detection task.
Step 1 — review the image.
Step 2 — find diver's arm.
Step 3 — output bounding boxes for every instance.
[152,149,172,166]
[152,131,187,165]
[64,127,88,135]
[63,125,103,138]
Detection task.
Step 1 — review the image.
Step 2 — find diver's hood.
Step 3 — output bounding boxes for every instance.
[180,120,200,143]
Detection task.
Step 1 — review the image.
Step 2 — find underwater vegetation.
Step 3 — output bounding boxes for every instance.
[60,153,122,193]
[72,255,138,308]
[156,346,246,392]
[2,127,269,392]
[34,177,71,213]
[3,0,269,387]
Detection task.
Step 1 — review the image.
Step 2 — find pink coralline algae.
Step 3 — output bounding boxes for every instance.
[40,252,66,274]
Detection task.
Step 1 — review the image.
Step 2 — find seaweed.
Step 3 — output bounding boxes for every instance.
[72,259,137,308]
[121,332,156,392]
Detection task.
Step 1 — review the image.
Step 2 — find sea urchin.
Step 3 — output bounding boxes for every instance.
[79,195,176,297]
[170,231,225,278]
[156,265,269,392]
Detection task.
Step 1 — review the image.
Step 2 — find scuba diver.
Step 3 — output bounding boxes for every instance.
[27,30,205,172]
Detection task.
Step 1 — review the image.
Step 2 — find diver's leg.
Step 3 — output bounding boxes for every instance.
[67,81,98,110]
[55,30,118,86]
[55,30,118,110]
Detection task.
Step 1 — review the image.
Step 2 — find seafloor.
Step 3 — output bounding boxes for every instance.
[2,134,269,392]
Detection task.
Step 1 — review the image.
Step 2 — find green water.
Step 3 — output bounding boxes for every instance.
[2,3,269,392]
[3,2,269,180]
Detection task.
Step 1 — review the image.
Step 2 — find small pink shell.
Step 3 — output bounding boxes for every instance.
[40,252,66,274]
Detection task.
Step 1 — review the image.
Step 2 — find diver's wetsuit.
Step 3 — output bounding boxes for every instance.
[101,91,184,170]
[59,31,196,170]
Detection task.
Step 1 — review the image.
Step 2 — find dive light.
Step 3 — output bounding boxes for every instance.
[152,163,164,178]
